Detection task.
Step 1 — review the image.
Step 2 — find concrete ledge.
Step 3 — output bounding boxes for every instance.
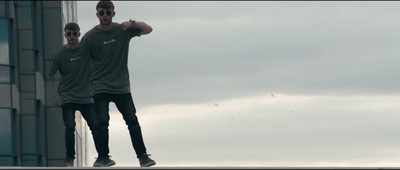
[0,167,399,170]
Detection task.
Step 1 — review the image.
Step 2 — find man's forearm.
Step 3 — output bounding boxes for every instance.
[134,21,153,35]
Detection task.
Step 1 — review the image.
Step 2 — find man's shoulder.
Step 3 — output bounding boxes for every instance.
[83,26,100,37]
[83,26,106,43]
[53,46,67,58]
[113,22,121,27]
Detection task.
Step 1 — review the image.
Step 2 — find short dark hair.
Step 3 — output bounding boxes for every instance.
[64,22,80,32]
[96,0,114,11]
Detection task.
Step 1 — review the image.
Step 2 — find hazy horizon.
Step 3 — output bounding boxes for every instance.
[77,1,400,167]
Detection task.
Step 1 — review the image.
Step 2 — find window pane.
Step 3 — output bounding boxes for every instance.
[0,84,11,108]
[0,65,10,83]
[0,1,5,18]
[17,6,32,30]
[0,156,13,166]
[22,160,37,166]
[21,115,36,154]
[0,109,12,155]
[0,19,9,65]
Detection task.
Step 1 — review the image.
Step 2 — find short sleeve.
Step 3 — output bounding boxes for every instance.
[128,26,142,38]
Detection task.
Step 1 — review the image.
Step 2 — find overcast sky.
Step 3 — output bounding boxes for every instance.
[77,1,400,167]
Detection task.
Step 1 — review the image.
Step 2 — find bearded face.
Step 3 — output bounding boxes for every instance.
[96,8,115,27]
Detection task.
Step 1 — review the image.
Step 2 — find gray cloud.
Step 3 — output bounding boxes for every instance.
[124,95,400,166]
[119,1,400,107]
[79,1,400,167]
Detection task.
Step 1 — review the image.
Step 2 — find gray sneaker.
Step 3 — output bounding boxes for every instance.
[64,157,74,167]
[138,153,156,167]
[93,155,116,167]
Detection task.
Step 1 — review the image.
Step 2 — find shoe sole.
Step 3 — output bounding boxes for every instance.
[93,161,116,167]
[93,163,106,167]
[107,161,116,167]
[141,161,156,167]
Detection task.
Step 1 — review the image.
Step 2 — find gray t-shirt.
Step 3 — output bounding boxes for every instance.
[80,22,141,95]
[49,45,93,104]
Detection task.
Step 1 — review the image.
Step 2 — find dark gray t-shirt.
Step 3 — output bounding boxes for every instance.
[49,46,93,104]
[80,23,141,95]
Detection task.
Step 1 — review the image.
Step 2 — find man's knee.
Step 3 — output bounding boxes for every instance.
[127,117,141,131]
[97,121,109,132]
[128,124,141,132]
[65,127,75,135]
[87,121,99,132]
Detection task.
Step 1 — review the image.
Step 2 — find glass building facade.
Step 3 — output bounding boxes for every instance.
[0,1,88,167]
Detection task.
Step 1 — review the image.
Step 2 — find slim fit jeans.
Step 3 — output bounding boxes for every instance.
[93,93,147,158]
[61,103,106,159]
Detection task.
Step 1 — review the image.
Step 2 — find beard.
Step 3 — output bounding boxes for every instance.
[100,18,112,26]
[67,38,77,45]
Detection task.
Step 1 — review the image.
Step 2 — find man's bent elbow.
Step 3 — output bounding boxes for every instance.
[142,27,153,35]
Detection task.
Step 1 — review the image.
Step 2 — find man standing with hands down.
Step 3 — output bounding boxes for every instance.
[49,23,107,167]
[80,0,155,167]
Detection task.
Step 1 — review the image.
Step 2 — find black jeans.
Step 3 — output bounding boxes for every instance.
[93,93,147,157]
[61,103,106,159]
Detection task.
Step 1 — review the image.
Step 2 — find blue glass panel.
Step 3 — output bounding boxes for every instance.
[0,156,13,166]
[0,84,11,108]
[0,19,9,65]
[0,109,12,155]
[0,65,10,83]
[18,1,32,7]
[0,2,5,18]
[21,115,36,154]
[22,160,37,166]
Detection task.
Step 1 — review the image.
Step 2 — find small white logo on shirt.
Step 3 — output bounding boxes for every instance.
[70,56,80,61]
[103,39,117,45]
